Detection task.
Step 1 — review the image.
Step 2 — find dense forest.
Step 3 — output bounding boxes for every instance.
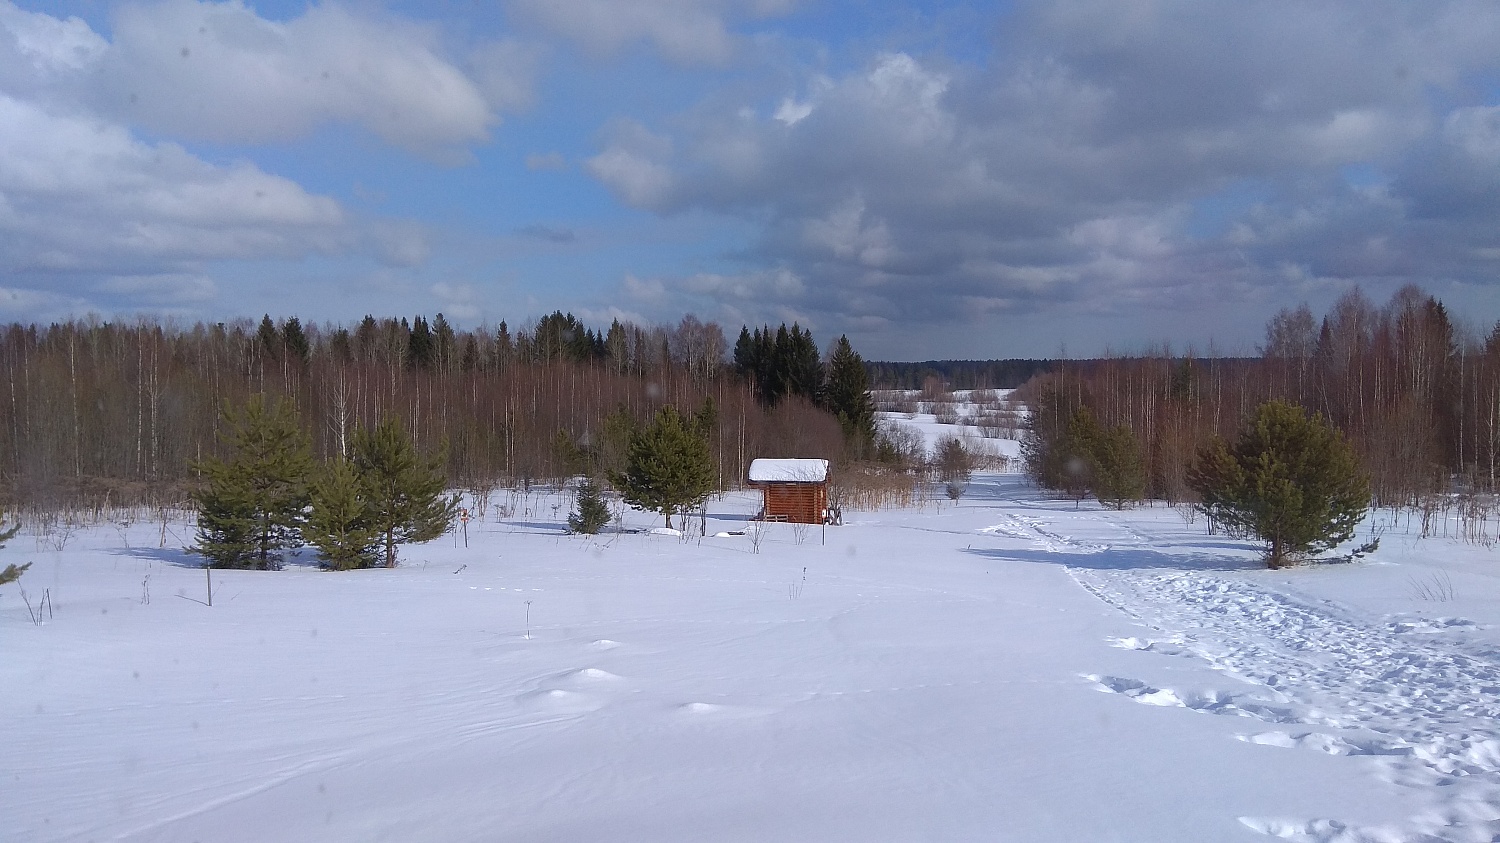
[1018,285,1500,508]
[865,359,1054,390]
[0,312,848,511]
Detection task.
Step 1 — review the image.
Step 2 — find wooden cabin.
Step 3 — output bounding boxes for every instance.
[747,459,829,524]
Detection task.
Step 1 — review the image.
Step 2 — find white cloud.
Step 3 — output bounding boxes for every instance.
[802,198,894,268]
[773,97,812,125]
[0,92,346,272]
[623,274,666,300]
[587,127,676,208]
[0,3,105,74]
[0,0,515,154]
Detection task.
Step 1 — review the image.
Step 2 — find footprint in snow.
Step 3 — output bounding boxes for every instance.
[1108,636,1191,657]
[1086,675,1300,722]
[1385,616,1479,635]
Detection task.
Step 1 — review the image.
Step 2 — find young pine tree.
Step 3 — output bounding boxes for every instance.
[568,479,612,534]
[612,405,715,529]
[1088,424,1146,510]
[190,395,313,570]
[0,516,27,586]
[1188,400,1370,568]
[352,416,460,568]
[303,458,381,570]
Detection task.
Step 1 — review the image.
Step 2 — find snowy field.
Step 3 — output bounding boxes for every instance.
[9,430,1500,840]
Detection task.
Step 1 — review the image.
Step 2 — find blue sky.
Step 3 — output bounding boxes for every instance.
[3,0,1500,359]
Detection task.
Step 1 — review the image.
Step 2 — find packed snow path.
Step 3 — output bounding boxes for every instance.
[984,507,1500,842]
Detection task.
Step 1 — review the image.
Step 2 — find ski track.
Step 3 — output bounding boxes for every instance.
[984,510,1500,843]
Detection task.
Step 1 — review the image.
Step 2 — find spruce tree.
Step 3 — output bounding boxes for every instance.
[190,395,313,570]
[352,416,460,568]
[825,335,877,450]
[612,405,715,529]
[304,458,381,570]
[568,480,612,534]
[1188,400,1370,567]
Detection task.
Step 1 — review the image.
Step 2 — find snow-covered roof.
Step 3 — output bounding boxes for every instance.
[747,458,829,483]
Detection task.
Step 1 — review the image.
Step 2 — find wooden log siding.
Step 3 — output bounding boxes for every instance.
[758,482,828,524]
[747,458,829,524]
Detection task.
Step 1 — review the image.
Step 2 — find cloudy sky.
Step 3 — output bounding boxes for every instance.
[3,0,1499,359]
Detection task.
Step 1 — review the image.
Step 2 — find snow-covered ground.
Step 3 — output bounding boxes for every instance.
[9,456,1500,840]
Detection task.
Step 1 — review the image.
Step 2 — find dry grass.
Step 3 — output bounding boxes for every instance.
[829,466,923,511]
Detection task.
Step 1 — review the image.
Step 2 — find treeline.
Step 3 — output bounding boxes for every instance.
[866,359,1055,390]
[1019,285,1500,507]
[0,311,846,509]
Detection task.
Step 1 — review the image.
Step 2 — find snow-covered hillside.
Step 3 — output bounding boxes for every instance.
[7,469,1500,842]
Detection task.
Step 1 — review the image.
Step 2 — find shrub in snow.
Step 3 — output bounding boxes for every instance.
[1189,400,1370,568]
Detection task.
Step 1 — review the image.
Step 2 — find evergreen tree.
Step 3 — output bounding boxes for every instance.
[0,561,30,586]
[493,320,514,370]
[459,334,480,373]
[304,458,381,570]
[432,312,456,372]
[190,395,313,569]
[256,314,281,362]
[1089,424,1146,510]
[825,335,877,450]
[280,317,310,366]
[568,479,612,534]
[407,316,434,370]
[732,326,755,379]
[783,324,824,403]
[0,516,26,586]
[612,405,715,529]
[1188,400,1370,568]
[1059,407,1101,502]
[352,416,460,568]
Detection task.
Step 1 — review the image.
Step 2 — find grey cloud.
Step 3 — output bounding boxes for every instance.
[505,0,796,65]
[586,1,1500,353]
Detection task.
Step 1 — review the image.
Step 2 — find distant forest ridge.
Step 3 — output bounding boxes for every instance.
[865,358,1258,390]
[864,360,1054,390]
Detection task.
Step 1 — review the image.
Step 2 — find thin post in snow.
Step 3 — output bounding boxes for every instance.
[206,566,213,607]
